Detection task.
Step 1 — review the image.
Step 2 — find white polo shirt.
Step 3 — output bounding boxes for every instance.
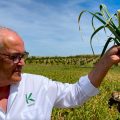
[0,73,99,120]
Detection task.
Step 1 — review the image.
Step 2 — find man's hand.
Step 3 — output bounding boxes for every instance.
[88,45,120,88]
[102,45,120,65]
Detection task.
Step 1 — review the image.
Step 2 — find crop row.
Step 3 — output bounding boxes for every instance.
[26,55,100,66]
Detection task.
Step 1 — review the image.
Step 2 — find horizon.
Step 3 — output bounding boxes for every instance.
[28,53,100,57]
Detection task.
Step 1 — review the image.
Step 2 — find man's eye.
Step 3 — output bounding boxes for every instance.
[10,55,18,60]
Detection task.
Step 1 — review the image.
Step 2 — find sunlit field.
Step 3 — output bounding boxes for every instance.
[23,56,120,120]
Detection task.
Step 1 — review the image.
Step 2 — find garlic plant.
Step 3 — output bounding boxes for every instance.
[78,4,120,57]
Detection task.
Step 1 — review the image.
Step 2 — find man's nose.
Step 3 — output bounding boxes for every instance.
[18,58,25,66]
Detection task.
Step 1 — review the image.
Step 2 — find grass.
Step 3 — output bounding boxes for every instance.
[23,64,120,120]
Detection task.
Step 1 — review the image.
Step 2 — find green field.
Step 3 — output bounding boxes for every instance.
[23,63,120,120]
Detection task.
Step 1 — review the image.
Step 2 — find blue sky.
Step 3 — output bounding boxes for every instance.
[0,0,120,56]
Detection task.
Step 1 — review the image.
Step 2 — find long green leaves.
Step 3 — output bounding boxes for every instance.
[78,4,120,56]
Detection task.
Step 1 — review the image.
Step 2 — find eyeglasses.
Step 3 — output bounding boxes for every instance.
[0,51,29,63]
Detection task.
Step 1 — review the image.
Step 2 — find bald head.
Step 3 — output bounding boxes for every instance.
[0,27,24,52]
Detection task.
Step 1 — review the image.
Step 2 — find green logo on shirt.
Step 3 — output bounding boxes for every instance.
[25,93,35,104]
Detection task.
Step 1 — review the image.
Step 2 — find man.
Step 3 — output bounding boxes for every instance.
[0,27,120,120]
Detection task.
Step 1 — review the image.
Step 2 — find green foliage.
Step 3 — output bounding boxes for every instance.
[23,63,120,120]
[25,55,99,67]
[78,4,120,57]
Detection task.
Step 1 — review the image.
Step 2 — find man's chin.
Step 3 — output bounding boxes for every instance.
[11,72,22,83]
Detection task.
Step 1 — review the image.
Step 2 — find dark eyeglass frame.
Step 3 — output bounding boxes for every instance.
[0,51,29,63]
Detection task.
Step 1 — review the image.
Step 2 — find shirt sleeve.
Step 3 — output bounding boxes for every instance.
[54,75,99,108]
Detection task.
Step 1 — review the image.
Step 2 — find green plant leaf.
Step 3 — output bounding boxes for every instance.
[92,12,102,31]
[100,37,113,57]
[78,4,120,56]
[78,10,87,31]
[90,25,106,54]
[100,4,111,20]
